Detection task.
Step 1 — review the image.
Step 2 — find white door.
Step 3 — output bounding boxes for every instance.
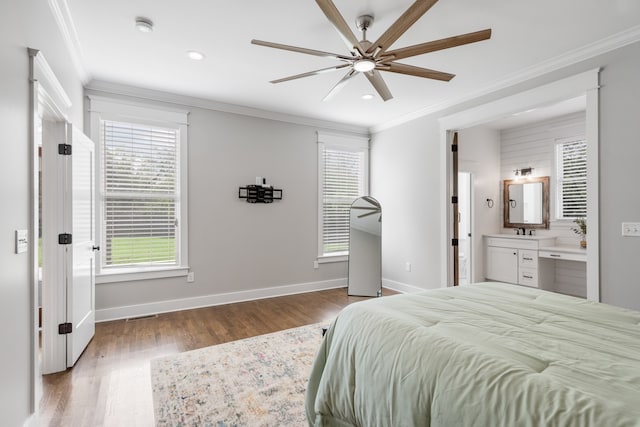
[66,125,96,367]
[458,172,472,285]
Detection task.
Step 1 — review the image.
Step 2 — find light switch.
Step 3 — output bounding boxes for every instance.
[15,229,28,254]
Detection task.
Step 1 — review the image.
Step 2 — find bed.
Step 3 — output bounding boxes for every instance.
[305,282,640,426]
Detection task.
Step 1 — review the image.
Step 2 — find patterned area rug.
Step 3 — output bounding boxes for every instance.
[150,323,325,426]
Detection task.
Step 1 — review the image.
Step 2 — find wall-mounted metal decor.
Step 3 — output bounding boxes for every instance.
[238,185,283,203]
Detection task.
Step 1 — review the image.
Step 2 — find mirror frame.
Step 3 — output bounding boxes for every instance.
[503,176,550,229]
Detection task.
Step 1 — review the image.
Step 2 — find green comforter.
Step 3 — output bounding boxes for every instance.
[306,282,640,426]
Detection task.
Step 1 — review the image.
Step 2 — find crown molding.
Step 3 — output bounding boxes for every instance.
[85,80,369,136]
[371,24,640,134]
[48,0,89,83]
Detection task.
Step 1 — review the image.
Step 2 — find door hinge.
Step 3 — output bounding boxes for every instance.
[58,233,72,245]
[451,238,459,246]
[451,196,458,204]
[58,144,72,155]
[451,144,458,152]
[58,323,72,335]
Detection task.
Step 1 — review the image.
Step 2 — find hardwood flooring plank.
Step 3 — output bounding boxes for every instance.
[39,287,397,426]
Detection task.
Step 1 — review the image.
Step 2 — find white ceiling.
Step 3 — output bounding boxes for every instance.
[64,0,640,129]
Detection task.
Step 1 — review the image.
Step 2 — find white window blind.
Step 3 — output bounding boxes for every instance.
[101,120,179,267]
[557,139,587,219]
[321,147,366,256]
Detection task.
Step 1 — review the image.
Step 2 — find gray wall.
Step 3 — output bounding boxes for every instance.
[371,41,640,310]
[92,96,360,311]
[0,0,84,424]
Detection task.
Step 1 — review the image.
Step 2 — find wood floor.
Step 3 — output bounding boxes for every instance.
[39,287,396,426]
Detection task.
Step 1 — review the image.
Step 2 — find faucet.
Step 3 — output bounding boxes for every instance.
[520,227,526,236]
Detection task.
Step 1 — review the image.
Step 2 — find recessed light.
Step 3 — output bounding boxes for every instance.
[135,17,153,33]
[187,50,205,61]
[361,94,374,100]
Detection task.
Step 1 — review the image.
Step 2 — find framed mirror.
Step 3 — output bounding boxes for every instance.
[503,176,550,229]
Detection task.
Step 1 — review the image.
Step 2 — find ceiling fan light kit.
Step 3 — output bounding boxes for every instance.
[251,0,491,102]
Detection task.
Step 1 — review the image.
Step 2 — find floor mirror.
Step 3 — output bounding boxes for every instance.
[347,196,382,296]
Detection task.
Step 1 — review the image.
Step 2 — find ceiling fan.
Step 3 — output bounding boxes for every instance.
[251,0,491,102]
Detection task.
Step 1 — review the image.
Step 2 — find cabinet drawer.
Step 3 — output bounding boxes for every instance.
[519,250,538,268]
[519,269,538,287]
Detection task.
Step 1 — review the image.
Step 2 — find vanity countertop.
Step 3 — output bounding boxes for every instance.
[484,234,556,241]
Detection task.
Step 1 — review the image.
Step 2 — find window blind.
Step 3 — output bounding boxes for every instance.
[558,140,587,218]
[322,148,365,256]
[102,120,179,267]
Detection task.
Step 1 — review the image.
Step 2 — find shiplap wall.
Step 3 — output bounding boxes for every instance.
[500,112,587,297]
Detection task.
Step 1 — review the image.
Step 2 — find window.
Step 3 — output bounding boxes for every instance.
[556,138,587,219]
[317,132,368,260]
[90,97,189,282]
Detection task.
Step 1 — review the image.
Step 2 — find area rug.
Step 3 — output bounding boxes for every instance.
[150,323,325,426]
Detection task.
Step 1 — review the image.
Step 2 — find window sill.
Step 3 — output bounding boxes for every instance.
[96,266,189,284]
[317,255,348,264]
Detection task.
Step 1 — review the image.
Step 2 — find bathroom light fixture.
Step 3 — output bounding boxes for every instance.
[135,17,154,33]
[187,50,205,61]
[361,94,374,100]
[514,167,534,179]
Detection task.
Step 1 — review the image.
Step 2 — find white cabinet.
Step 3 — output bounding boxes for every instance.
[486,246,518,283]
[484,235,555,288]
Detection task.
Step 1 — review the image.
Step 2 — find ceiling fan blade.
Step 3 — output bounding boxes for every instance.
[270,64,351,84]
[364,69,393,101]
[381,29,492,62]
[316,0,364,55]
[251,39,354,62]
[323,69,357,101]
[381,62,455,81]
[367,0,439,56]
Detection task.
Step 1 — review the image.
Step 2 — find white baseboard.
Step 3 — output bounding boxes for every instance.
[95,278,347,322]
[23,413,37,427]
[382,278,428,294]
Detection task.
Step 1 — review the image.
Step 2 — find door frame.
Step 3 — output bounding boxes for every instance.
[29,48,74,411]
[438,69,600,301]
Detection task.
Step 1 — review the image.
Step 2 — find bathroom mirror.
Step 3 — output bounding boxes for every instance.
[503,176,550,229]
[347,196,382,297]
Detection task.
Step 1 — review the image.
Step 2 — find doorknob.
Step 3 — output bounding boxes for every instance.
[92,246,100,251]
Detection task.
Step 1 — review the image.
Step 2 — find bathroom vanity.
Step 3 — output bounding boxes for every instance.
[484,234,586,295]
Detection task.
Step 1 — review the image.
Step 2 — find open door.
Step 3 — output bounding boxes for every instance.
[41,122,95,373]
[67,125,96,367]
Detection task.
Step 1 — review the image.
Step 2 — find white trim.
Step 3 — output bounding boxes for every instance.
[382,278,426,294]
[85,81,370,136]
[23,413,38,427]
[317,255,348,264]
[371,24,640,134]
[96,267,189,284]
[317,131,370,150]
[47,0,89,83]
[439,69,600,301]
[89,96,190,279]
[95,278,347,322]
[585,84,599,302]
[29,49,72,110]
[87,95,189,125]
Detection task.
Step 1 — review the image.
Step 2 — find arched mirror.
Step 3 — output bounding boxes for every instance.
[347,196,382,297]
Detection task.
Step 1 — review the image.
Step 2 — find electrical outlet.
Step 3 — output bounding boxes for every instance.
[405,262,411,272]
[622,222,640,237]
[187,272,195,282]
[313,260,319,269]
